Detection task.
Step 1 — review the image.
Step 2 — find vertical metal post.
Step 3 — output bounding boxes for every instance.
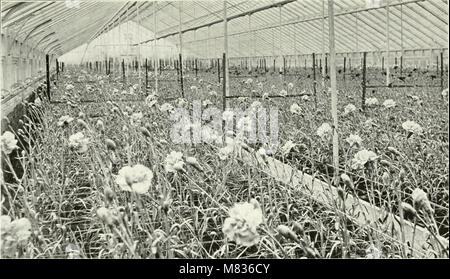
[195,58,198,78]
[222,53,226,112]
[122,59,125,82]
[154,1,159,94]
[179,53,184,97]
[145,58,148,92]
[440,52,444,92]
[400,56,403,75]
[56,58,59,80]
[179,1,183,97]
[46,54,50,101]
[328,0,339,189]
[321,0,326,87]
[386,1,391,86]
[217,58,220,83]
[362,52,367,111]
[223,0,229,109]
[312,53,317,108]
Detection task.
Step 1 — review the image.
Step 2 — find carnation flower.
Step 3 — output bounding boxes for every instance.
[351,149,377,169]
[365,97,379,107]
[237,116,255,135]
[281,140,296,155]
[177,98,188,108]
[1,131,18,155]
[346,134,362,147]
[222,199,263,247]
[115,164,153,194]
[218,145,234,160]
[402,120,423,135]
[317,123,332,139]
[250,101,262,112]
[57,115,74,127]
[65,84,74,91]
[130,112,143,126]
[290,103,302,115]
[96,120,105,131]
[411,188,434,214]
[342,104,356,116]
[160,103,174,113]
[165,151,184,173]
[301,94,309,101]
[202,99,213,108]
[68,132,89,153]
[222,110,234,122]
[365,244,381,259]
[383,99,396,108]
[1,215,32,256]
[218,138,241,160]
[201,126,220,143]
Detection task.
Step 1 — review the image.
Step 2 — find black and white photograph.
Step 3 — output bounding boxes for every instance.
[0,0,449,263]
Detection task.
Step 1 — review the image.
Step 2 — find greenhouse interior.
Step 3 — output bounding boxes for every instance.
[0,0,449,259]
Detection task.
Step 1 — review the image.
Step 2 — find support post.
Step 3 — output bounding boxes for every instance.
[223,0,229,110]
[362,52,367,111]
[312,53,317,108]
[328,0,339,197]
[440,52,444,92]
[46,54,50,101]
[400,56,403,75]
[145,58,148,92]
[122,59,125,82]
[56,58,59,80]
[195,58,198,78]
[217,58,220,83]
[222,53,226,112]
[386,1,391,86]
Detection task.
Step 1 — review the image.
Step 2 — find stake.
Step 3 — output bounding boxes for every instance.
[440,52,444,92]
[195,58,198,78]
[145,58,148,92]
[222,53,226,111]
[217,58,220,83]
[328,0,339,186]
[56,58,59,80]
[362,52,367,111]
[179,53,184,97]
[122,59,125,82]
[400,55,403,75]
[46,54,50,101]
[312,53,317,108]
[343,56,346,79]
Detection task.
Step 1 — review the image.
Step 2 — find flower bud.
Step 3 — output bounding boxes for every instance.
[104,187,115,203]
[96,207,114,226]
[105,139,116,151]
[140,127,151,138]
[340,173,354,190]
[381,172,391,186]
[401,202,417,219]
[277,225,298,242]
[292,222,304,235]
